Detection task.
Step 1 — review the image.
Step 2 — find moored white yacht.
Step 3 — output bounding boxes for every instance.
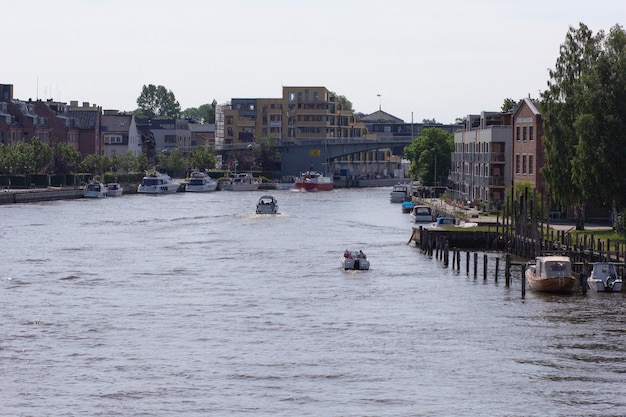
[185,172,218,192]
[137,171,181,194]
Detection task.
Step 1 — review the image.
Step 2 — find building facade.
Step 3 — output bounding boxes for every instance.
[450,111,512,212]
[221,86,367,145]
[511,98,545,195]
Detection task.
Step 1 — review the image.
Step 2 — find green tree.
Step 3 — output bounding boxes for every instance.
[157,149,187,175]
[182,100,217,123]
[81,154,111,176]
[404,128,454,185]
[329,91,353,111]
[252,136,281,172]
[188,146,217,171]
[53,142,82,174]
[501,98,518,112]
[135,84,181,119]
[540,23,625,230]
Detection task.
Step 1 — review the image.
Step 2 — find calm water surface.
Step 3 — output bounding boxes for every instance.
[1,187,625,416]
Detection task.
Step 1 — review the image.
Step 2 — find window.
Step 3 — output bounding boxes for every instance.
[288,92,295,101]
[516,126,520,141]
[529,126,534,141]
[522,155,527,174]
[523,126,527,141]
[515,154,520,174]
[529,155,534,175]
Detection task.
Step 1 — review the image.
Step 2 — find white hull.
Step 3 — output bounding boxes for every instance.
[587,262,623,292]
[137,172,180,194]
[186,173,218,192]
[105,183,124,197]
[223,183,259,191]
[341,251,370,270]
[186,183,218,192]
[84,182,107,198]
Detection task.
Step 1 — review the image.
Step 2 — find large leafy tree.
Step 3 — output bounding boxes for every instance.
[404,128,454,185]
[135,84,181,119]
[188,146,217,171]
[252,136,281,172]
[157,149,187,175]
[182,100,217,123]
[541,23,626,229]
[53,142,82,174]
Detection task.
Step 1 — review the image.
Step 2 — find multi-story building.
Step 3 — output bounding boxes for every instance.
[511,98,545,195]
[149,118,191,154]
[221,86,367,145]
[100,110,142,158]
[449,111,512,212]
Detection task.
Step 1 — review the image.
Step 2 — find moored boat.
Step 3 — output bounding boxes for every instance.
[84,181,107,198]
[587,261,623,292]
[525,255,577,293]
[294,171,333,191]
[222,173,259,191]
[402,201,415,213]
[185,172,218,192]
[412,204,433,222]
[390,183,411,203]
[137,171,181,194]
[341,250,370,270]
[105,182,124,197]
[255,195,279,214]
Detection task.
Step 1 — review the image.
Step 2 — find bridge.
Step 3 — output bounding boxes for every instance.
[216,136,414,176]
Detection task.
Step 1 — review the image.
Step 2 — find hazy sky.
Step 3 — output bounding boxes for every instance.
[5,0,625,123]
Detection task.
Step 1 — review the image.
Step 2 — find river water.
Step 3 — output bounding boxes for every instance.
[1,187,624,416]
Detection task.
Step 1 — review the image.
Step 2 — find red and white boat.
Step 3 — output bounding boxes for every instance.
[294,171,333,191]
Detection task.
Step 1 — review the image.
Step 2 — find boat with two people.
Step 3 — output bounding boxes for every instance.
[137,170,181,194]
[390,182,412,203]
[185,171,218,192]
[222,172,260,191]
[105,182,124,197]
[295,171,333,192]
[255,195,279,214]
[525,255,577,293]
[84,180,108,198]
[587,261,623,292]
[341,250,370,270]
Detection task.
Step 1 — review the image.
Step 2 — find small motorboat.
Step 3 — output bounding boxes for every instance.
[401,201,415,213]
[84,181,107,198]
[412,204,433,222]
[525,255,577,293]
[256,195,278,214]
[105,182,124,197]
[587,262,623,292]
[185,172,218,192]
[341,250,370,270]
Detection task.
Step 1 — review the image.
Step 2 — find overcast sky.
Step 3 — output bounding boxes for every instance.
[5,0,625,123]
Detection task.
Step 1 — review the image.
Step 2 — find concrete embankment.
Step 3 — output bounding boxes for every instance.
[0,188,85,205]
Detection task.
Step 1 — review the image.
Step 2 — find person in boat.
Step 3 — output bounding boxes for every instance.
[357,250,366,259]
[344,250,351,258]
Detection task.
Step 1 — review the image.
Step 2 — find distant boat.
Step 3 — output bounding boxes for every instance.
[412,205,433,222]
[341,250,370,270]
[105,182,124,197]
[390,183,411,203]
[222,173,260,191]
[185,172,218,192]
[525,255,577,294]
[294,171,333,191]
[587,262,623,292]
[401,201,415,213]
[84,181,107,198]
[137,171,181,194]
[255,195,279,214]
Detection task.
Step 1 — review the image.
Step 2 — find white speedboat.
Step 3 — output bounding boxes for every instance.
[84,181,107,198]
[222,173,259,191]
[587,262,623,292]
[341,250,370,270]
[105,182,124,197]
[412,204,433,222]
[390,183,411,203]
[185,172,218,192]
[256,195,278,214]
[137,171,181,194]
